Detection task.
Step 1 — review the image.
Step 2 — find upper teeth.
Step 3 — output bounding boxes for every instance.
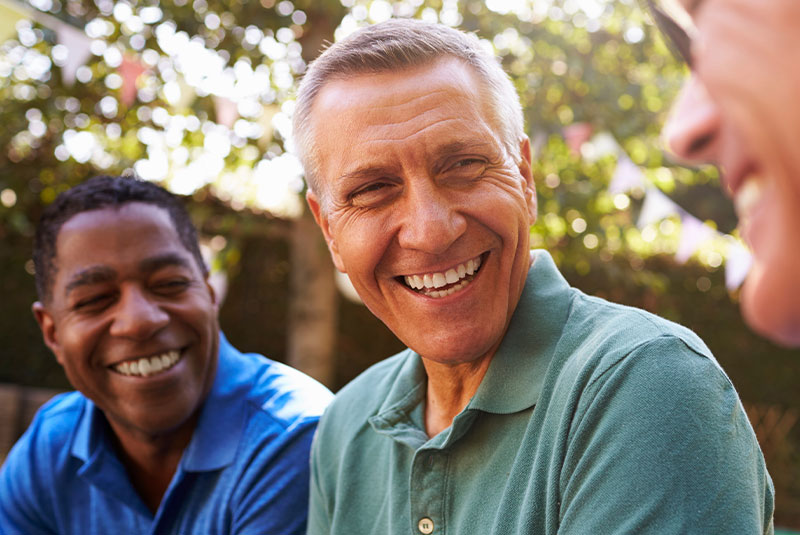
[113,350,181,377]
[403,255,482,294]
[734,177,763,220]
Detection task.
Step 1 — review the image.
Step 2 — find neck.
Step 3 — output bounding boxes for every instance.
[107,413,198,514]
[422,354,493,437]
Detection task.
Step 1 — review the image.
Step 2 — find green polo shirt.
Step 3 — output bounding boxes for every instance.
[308,250,774,535]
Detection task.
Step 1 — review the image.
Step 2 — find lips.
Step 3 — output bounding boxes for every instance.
[111,349,182,377]
[401,254,483,298]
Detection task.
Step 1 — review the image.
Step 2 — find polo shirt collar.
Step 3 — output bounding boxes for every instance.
[71,332,246,474]
[368,350,430,449]
[468,250,571,414]
[180,332,247,471]
[370,250,571,441]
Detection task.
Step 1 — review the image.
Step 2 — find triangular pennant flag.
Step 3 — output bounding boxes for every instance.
[609,154,646,195]
[55,22,92,86]
[213,95,238,128]
[725,240,753,291]
[563,122,593,156]
[564,123,592,156]
[119,55,147,106]
[637,187,679,228]
[675,213,716,264]
[0,0,28,43]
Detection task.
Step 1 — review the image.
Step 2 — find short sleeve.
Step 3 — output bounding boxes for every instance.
[0,418,58,535]
[231,419,318,535]
[558,335,774,534]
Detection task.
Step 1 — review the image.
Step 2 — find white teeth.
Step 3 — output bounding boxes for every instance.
[734,177,763,219]
[113,350,181,377]
[445,269,459,284]
[150,357,163,374]
[402,255,483,297]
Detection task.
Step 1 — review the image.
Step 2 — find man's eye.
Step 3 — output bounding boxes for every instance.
[154,279,190,293]
[453,158,484,168]
[74,294,112,310]
[352,182,388,197]
[348,182,395,206]
[447,158,487,178]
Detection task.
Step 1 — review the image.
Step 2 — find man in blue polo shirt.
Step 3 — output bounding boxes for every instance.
[293,19,774,534]
[0,175,332,534]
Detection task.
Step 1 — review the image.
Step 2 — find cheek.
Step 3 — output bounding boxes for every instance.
[698,8,800,167]
[330,214,392,275]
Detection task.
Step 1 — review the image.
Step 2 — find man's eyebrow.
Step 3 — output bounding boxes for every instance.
[337,166,394,183]
[139,253,194,274]
[433,140,495,157]
[64,266,116,296]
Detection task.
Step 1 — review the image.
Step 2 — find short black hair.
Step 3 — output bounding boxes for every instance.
[33,175,206,302]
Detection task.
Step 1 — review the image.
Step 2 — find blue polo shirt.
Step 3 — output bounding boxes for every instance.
[0,334,333,535]
[308,250,774,534]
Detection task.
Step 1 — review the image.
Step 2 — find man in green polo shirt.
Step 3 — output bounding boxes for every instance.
[293,18,774,534]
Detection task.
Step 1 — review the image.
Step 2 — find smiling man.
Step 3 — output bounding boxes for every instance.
[0,175,332,534]
[650,0,800,347]
[294,19,773,534]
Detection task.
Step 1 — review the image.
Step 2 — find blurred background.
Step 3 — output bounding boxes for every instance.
[0,0,798,527]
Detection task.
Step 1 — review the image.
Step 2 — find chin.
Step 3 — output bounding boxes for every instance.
[741,266,800,348]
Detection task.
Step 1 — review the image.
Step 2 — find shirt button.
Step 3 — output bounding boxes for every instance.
[418,517,434,534]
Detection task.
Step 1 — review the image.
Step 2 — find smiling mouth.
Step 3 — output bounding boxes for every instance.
[111,349,182,378]
[733,174,764,221]
[400,254,484,298]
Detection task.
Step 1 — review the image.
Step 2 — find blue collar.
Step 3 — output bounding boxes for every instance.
[71,332,246,473]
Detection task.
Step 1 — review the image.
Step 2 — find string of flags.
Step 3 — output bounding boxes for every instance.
[573,123,753,291]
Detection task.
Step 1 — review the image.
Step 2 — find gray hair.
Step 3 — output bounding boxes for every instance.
[292,18,525,198]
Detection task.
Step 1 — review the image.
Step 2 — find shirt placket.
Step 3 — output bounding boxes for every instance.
[409,447,448,535]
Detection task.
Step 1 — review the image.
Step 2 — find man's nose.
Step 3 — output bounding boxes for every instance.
[663,74,721,165]
[397,180,467,254]
[109,286,169,339]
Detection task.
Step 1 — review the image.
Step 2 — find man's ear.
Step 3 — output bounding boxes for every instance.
[518,136,537,224]
[204,276,219,309]
[306,189,346,273]
[32,301,64,366]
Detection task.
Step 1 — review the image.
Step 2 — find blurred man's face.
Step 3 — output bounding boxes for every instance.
[660,0,800,346]
[306,58,536,367]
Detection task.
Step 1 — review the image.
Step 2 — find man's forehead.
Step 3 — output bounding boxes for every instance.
[58,202,174,240]
[54,202,186,266]
[315,58,481,111]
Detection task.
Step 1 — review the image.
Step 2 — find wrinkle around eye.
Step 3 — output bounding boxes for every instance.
[348,181,400,208]
[72,293,115,313]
